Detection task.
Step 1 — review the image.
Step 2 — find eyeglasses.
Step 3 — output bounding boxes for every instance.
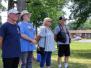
[47,21,52,23]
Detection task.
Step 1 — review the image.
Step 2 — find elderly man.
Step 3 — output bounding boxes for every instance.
[54,16,71,68]
[0,8,21,68]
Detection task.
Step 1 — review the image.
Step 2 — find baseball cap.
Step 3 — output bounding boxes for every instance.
[59,16,67,20]
[8,8,20,14]
[21,10,32,16]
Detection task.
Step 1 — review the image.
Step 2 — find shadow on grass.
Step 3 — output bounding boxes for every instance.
[0,59,3,68]
[0,58,90,68]
[71,50,91,59]
[51,59,89,68]
[69,62,89,68]
[32,59,90,68]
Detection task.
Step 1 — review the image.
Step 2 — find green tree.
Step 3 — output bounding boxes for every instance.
[68,19,91,30]
[27,0,64,30]
[0,4,2,8]
[0,3,6,10]
[0,3,5,25]
[68,0,91,29]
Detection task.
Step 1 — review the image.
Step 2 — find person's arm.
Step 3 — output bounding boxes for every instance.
[68,31,71,43]
[21,34,37,44]
[66,27,71,43]
[0,24,6,48]
[18,23,36,44]
[54,26,60,41]
[35,35,41,43]
[35,26,45,43]
[54,34,57,41]
[0,37,3,48]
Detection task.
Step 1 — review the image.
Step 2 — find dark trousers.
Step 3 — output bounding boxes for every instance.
[58,44,70,57]
[40,52,52,67]
[3,57,19,68]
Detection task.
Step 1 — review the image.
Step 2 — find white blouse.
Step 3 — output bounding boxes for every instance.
[38,26,56,51]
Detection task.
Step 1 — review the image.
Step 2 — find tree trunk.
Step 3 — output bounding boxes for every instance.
[17,0,26,12]
[8,0,14,10]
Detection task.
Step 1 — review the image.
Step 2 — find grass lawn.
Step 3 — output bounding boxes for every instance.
[0,41,91,68]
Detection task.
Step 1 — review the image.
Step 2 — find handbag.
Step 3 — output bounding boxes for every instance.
[56,25,66,43]
[37,46,45,55]
[37,29,46,55]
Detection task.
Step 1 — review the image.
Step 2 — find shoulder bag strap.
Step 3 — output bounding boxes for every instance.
[44,28,47,49]
[58,24,64,32]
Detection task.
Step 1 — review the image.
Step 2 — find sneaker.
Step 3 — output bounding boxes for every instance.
[64,63,68,68]
[65,67,68,68]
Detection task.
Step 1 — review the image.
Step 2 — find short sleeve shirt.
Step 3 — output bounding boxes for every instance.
[0,22,21,58]
[38,26,56,51]
[18,21,36,52]
[54,25,70,45]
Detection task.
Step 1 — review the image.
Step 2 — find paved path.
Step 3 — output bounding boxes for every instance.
[78,39,91,43]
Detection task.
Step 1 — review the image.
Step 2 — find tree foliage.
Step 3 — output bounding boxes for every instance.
[68,19,91,30]
[69,0,91,29]
[0,3,6,10]
[27,0,64,29]
[7,0,65,29]
[0,4,2,9]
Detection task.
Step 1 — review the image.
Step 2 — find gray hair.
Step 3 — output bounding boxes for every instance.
[43,17,52,25]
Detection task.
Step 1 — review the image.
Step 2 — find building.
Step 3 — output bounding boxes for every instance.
[70,30,91,39]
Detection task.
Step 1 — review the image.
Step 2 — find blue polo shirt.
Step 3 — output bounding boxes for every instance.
[18,21,36,52]
[0,22,21,58]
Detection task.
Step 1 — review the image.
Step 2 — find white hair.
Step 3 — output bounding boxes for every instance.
[43,17,52,25]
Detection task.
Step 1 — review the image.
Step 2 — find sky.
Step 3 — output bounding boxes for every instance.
[1,0,8,9]
[63,1,73,19]
[62,1,74,24]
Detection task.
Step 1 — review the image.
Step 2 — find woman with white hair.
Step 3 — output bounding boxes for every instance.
[35,17,56,68]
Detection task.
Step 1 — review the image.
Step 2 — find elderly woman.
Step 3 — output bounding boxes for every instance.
[18,10,36,68]
[35,17,55,68]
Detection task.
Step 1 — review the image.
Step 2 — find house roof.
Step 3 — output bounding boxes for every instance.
[69,30,91,33]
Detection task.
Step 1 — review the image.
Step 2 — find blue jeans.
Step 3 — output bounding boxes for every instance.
[40,52,52,68]
[21,51,33,68]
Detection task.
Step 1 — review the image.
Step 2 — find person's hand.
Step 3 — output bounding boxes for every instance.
[21,34,29,39]
[21,34,37,44]
[31,39,37,44]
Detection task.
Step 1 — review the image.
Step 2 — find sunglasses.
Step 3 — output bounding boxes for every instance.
[47,21,52,23]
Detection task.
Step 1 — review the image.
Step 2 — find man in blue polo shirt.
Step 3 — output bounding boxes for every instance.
[0,8,21,68]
